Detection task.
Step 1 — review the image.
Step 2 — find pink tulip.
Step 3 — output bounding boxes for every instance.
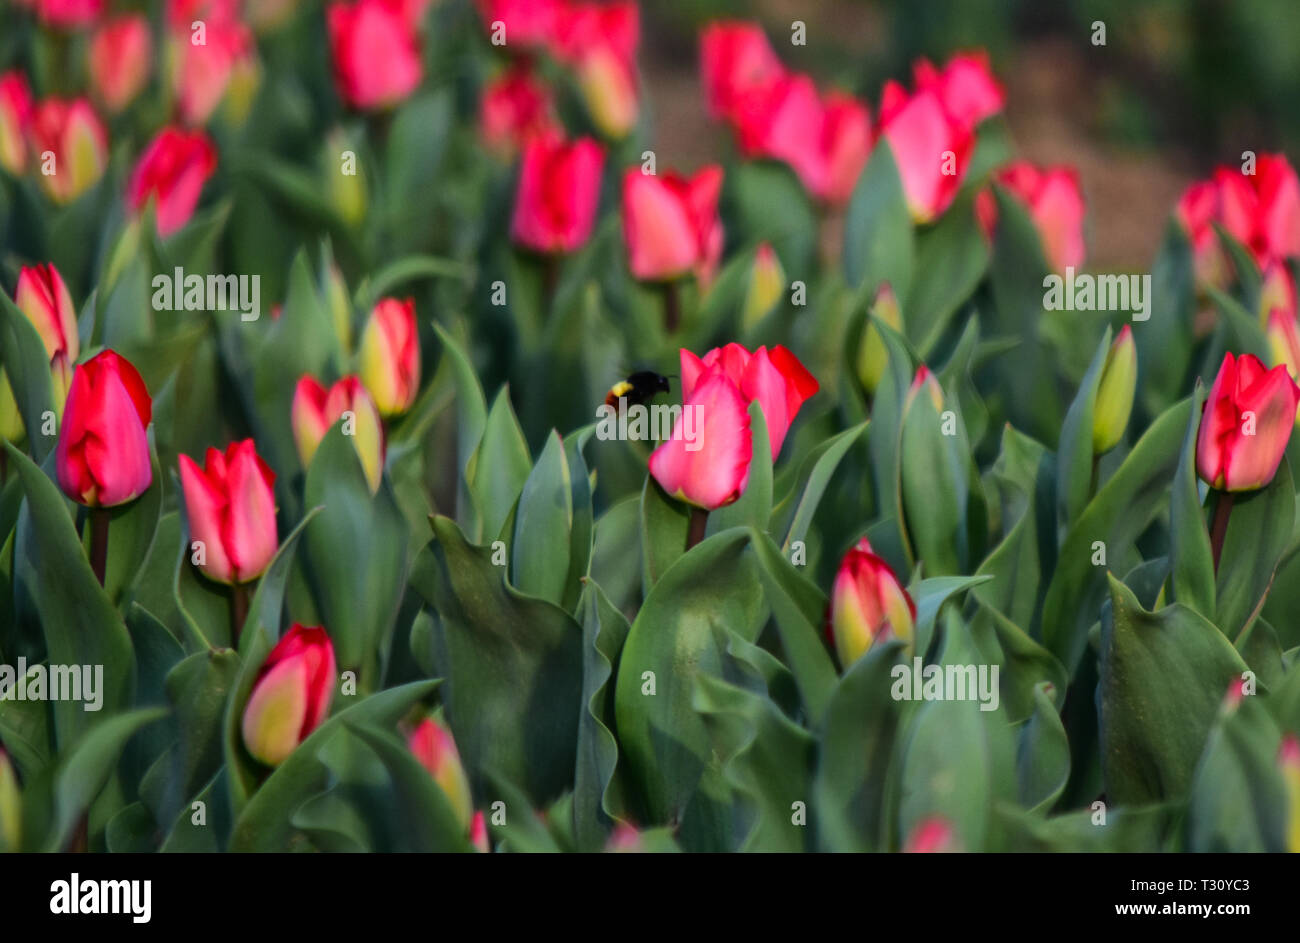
[903,816,957,853]
[126,126,218,237]
[912,51,1004,130]
[327,0,423,110]
[551,1,639,139]
[622,165,724,283]
[821,92,873,205]
[647,369,751,511]
[14,263,79,412]
[292,375,385,493]
[699,20,783,120]
[877,79,973,223]
[479,64,556,157]
[511,131,604,254]
[178,440,279,585]
[1196,352,1300,492]
[358,297,420,417]
[0,71,33,175]
[1214,154,1300,267]
[56,350,153,508]
[89,15,152,113]
[827,536,916,668]
[28,97,108,204]
[979,161,1086,271]
[35,0,103,29]
[241,624,336,767]
[169,17,254,125]
[408,717,473,829]
[1260,259,1297,323]
[1175,179,1229,289]
[476,0,561,50]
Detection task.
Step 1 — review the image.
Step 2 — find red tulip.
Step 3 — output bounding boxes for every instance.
[510,131,604,254]
[877,79,973,223]
[178,440,278,585]
[827,537,916,668]
[622,164,724,283]
[165,0,241,30]
[912,51,1004,130]
[169,17,254,125]
[1175,179,1229,289]
[479,64,556,157]
[241,624,336,767]
[978,161,1086,271]
[903,816,957,853]
[14,263,79,412]
[56,350,153,508]
[821,92,873,205]
[680,342,818,458]
[476,0,560,50]
[470,811,488,852]
[551,1,639,139]
[28,97,108,204]
[699,20,783,120]
[327,0,422,110]
[0,71,33,175]
[89,15,152,113]
[647,368,751,511]
[359,297,420,417]
[1260,260,1297,323]
[292,375,385,493]
[1196,352,1300,492]
[1214,154,1300,267]
[35,0,103,29]
[126,126,218,237]
[408,717,473,830]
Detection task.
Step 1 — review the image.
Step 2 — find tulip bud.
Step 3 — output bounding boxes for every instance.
[604,822,644,852]
[1280,735,1300,853]
[0,372,24,443]
[359,297,420,417]
[241,624,337,767]
[904,364,944,415]
[855,282,902,395]
[29,97,108,204]
[292,375,385,493]
[741,243,784,329]
[0,749,19,853]
[827,537,916,668]
[35,0,104,29]
[325,129,366,226]
[327,0,423,110]
[179,440,278,585]
[1092,325,1137,454]
[903,816,958,853]
[56,350,153,508]
[0,71,32,175]
[14,263,79,415]
[89,16,152,113]
[699,20,783,120]
[322,262,354,356]
[550,2,640,139]
[126,126,218,237]
[408,717,474,830]
[622,164,724,284]
[1266,310,1300,397]
[1196,352,1300,492]
[470,810,489,852]
[479,64,556,159]
[511,132,605,254]
[1259,260,1297,325]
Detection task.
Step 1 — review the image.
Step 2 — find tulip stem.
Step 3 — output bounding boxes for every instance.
[662,280,681,334]
[686,507,708,551]
[89,508,110,587]
[1210,492,1234,573]
[231,583,250,647]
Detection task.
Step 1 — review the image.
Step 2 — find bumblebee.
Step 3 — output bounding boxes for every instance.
[605,371,671,409]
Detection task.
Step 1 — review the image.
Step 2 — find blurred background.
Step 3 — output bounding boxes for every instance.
[640,0,1300,268]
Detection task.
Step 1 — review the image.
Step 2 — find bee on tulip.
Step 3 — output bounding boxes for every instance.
[604,370,671,410]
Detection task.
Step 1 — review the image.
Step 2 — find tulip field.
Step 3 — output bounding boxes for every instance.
[1,0,1299,861]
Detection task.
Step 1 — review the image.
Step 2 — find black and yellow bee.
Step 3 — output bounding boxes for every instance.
[604,371,671,409]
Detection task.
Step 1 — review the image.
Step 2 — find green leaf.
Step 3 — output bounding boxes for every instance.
[1214,459,1294,641]
[1016,682,1070,814]
[466,389,532,544]
[0,291,56,461]
[772,420,868,552]
[1098,576,1250,804]
[511,431,573,607]
[843,138,915,296]
[1135,219,1196,418]
[355,255,472,310]
[1168,382,1214,618]
[903,191,989,355]
[1056,326,1112,528]
[431,322,488,534]
[639,474,688,595]
[969,602,1067,724]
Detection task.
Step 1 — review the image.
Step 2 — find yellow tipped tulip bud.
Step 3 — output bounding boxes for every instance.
[1091,325,1137,454]
[855,282,902,396]
[741,243,785,329]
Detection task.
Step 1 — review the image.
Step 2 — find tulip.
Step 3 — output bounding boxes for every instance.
[647,369,751,512]
[680,342,819,458]
[1267,310,1300,380]
[1175,179,1230,290]
[14,263,79,414]
[327,0,423,110]
[56,350,153,508]
[1259,260,1297,324]
[511,132,604,254]
[479,64,555,158]
[470,810,489,852]
[165,0,243,31]
[1281,735,1300,853]
[741,243,784,329]
[0,71,32,175]
[699,20,783,121]
[0,749,18,853]
[622,164,724,284]
[325,128,366,225]
[292,374,385,493]
[476,0,560,50]
[241,624,336,767]
[1092,325,1137,454]
[903,817,957,853]
[359,297,420,417]
[551,1,639,139]
[1196,351,1299,492]
[178,440,278,585]
[1214,154,1300,267]
[169,18,255,125]
[0,373,23,443]
[89,16,152,113]
[28,97,108,204]
[877,79,973,223]
[827,536,916,668]
[820,92,873,205]
[35,0,103,29]
[605,823,644,852]
[980,161,1086,272]
[125,126,218,237]
[855,282,902,396]
[912,51,1004,130]
[408,717,474,830]
[904,364,944,415]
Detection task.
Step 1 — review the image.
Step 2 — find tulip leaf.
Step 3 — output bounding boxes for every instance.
[969,601,1066,724]
[1213,458,1294,642]
[96,441,162,608]
[511,431,573,607]
[1136,220,1197,418]
[240,506,323,659]
[466,388,532,544]
[171,472,232,652]
[1016,682,1070,814]
[900,386,972,576]
[639,474,689,594]
[6,442,134,746]
[414,515,584,805]
[614,528,765,850]
[1056,326,1112,529]
[1098,575,1250,804]
[912,574,992,663]
[843,138,914,297]
[589,495,642,617]
[1168,382,1215,619]
[994,801,1176,852]
[431,322,488,534]
[0,291,56,462]
[354,255,471,311]
[904,191,990,355]
[773,419,869,553]
[1212,222,1261,314]
[728,162,818,279]
[866,322,917,567]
